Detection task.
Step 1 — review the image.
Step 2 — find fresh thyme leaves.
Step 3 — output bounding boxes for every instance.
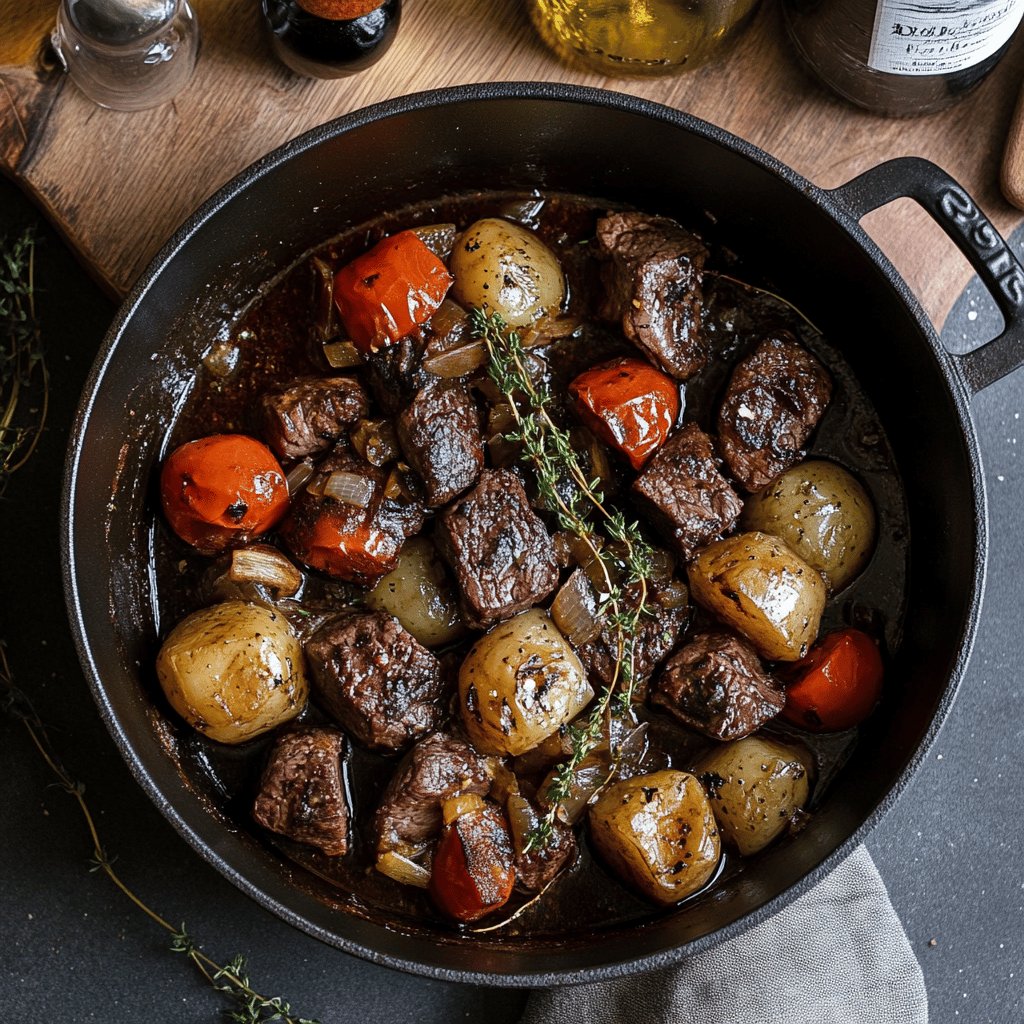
[470,307,654,851]
[0,228,48,497]
[0,644,321,1024]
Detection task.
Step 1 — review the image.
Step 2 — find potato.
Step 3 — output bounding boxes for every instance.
[156,600,307,744]
[741,460,876,592]
[696,737,810,856]
[688,531,826,662]
[589,770,720,905]
[450,218,565,326]
[458,609,592,756]
[366,537,464,647]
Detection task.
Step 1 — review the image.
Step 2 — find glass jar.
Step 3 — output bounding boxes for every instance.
[527,0,762,77]
[51,0,200,112]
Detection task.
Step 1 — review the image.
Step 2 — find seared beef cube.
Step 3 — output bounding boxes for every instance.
[373,731,492,856]
[365,334,431,415]
[577,578,689,695]
[261,376,369,461]
[512,804,578,893]
[596,212,709,381]
[252,728,349,856]
[306,611,447,753]
[718,333,833,492]
[436,469,559,628]
[397,382,484,507]
[282,447,424,586]
[652,632,784,741]
[632,423,743,561]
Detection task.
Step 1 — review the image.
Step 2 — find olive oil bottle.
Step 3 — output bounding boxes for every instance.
[528,0,762,76]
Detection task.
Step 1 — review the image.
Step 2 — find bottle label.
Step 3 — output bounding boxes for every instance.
[868,0,1024,75]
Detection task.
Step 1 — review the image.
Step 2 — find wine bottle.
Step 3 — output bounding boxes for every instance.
[783,0,1024,117]
[262,0,401,80]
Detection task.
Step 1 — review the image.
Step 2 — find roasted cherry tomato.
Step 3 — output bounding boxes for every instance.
[282,506,401,586]
[160,434,289,554]
[781,628,883,732]
[333,230,453,353]
[429,802,515,923]
[569,357,681,470]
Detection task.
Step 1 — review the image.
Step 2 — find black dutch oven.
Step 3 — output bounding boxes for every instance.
[61,83,1024,986]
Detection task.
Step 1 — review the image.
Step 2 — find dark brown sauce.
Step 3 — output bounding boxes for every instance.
[150,190,909,939]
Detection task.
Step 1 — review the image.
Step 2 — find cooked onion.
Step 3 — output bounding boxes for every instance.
[551,569,602,647]
[422,339,487,378]
[311,256,335,341]
[202,339,240,378]
[657,578,690,610]
[228,545,302,596]
[442,792,486,826]
[350,418,399,466]
[322,470,374,508]
[322,339,363,369]
[285,459,315,496]
[506,794,538,857]
[412,223,457,261]
[376,850,431,889]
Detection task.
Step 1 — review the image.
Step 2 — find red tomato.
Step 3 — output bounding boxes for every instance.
[429,803,515,923]
[282,506,400,586]
[333,230,452,353]
[782,628,884,732]
[569,357,681,470]
[160,434,289,554]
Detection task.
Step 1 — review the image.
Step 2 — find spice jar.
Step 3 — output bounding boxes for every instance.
[783,0,1024,117]
[527,0,762,76]
[261,0,401,79]
[50,0,200,111]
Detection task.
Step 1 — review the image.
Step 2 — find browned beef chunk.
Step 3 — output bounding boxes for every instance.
[261,376,369,461]
[306,611,447,753]
[436,469,559,628]
[397,382,484,507]
[252,727,349,856]
[631,423,743,561]
[509,800,578,893]
[717,332,833,492]
[596,212,709,381]
[373,731,492,856]
[365,334,431,415]
[281,446,424,586]
[577,578,689,695]
[652,632,784,740]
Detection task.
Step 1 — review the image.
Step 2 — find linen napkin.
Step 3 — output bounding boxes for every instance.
[520,845,927,1024]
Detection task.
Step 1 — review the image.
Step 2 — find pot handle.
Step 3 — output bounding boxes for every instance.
[829,156,1024,395]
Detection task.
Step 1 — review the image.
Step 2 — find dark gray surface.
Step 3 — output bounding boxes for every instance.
[1,178,1021,1022]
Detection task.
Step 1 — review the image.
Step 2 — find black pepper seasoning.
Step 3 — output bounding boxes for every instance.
[261,0,402,79]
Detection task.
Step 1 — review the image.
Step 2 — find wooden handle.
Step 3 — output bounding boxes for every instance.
[1001,74,1024,210]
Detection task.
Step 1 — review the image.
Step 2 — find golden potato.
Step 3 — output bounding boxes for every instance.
[687,531,826,661]
[156,600,307,744]
[450,218,565,326]
[589,770,720,905]
[366,537,464,647]
[696,737,810,856]
[458,609,592,756]
[741,460,876,593]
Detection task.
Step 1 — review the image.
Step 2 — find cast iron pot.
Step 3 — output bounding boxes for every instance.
[61,83,1024,986]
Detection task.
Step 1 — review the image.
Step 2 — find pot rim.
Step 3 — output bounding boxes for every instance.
[61,81,987,987]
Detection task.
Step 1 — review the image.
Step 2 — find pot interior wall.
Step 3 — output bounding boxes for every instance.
[67,93,979,981]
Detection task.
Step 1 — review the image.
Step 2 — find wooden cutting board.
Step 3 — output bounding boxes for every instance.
[2,0,1023,328]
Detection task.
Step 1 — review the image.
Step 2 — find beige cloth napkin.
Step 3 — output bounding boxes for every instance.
[520,846,928,1024]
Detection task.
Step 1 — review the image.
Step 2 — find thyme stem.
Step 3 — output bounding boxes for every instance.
[471,308,654,850]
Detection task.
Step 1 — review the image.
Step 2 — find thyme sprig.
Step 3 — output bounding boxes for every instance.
[470,308,654,851]
[0,644,320,1024]
[0,228,48,497]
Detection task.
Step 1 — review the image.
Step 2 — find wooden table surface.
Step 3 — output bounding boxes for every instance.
[2,0,1024,325]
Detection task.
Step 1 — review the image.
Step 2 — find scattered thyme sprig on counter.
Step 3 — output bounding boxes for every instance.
[0,645,320,1024]
[0,228,49,497]
[471,308,654,852]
